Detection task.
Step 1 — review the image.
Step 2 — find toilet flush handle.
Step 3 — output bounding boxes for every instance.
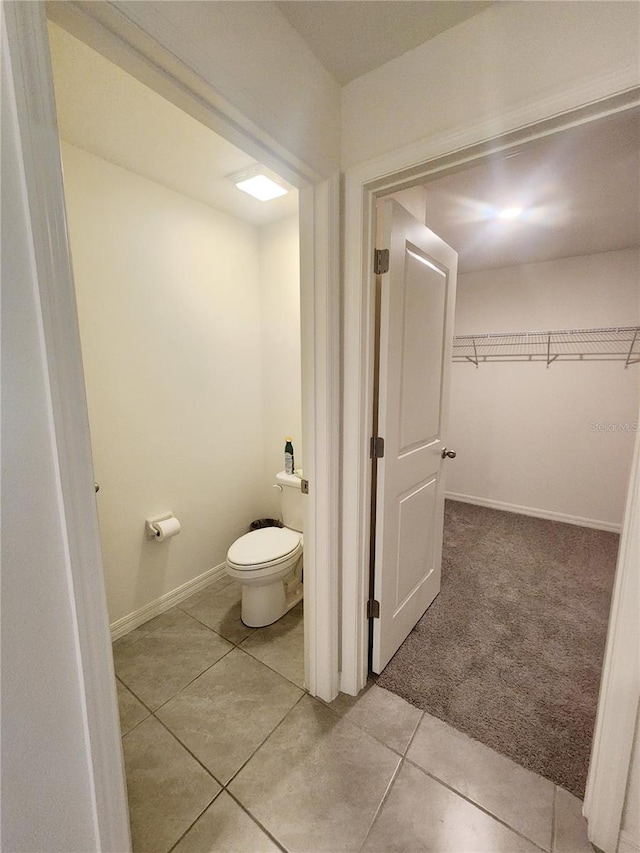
[273,484,283,493]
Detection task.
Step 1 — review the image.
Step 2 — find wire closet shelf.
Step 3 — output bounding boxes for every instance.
[453,326,640,367]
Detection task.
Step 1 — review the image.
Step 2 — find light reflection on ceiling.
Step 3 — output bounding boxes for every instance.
[413,110,640,273]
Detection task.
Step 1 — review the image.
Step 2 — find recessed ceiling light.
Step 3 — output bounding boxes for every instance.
[229,166,288,201]
[497,207,523,220]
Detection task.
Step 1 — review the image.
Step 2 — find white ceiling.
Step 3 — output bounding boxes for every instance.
[276,0,493,84]
[413,111,640,272]
[48,22,299,227]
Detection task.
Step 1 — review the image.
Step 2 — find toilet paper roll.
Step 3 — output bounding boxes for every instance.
[152,516,181,542]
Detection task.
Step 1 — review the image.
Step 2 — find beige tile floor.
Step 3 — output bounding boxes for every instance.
[114,576,596,853]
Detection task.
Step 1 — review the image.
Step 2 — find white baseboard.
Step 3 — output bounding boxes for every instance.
[445,492,622,534]
[110,562,228,640]
[618,830,640,853]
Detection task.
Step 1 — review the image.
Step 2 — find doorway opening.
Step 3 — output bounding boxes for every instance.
[366,106,639,798]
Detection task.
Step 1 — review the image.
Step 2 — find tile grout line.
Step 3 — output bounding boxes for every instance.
[116,594,304,699]
[118,642,237,720]
[152,713,227,788]
[224,691,308,789]
[226,690,411,853]
[170,695,308,849]
[170,604,236,634]
[132,688,227,852]
[236,642,307,693]
[176,575,236,605]
[177,601,257,645]
[315,686,425,760]
[116,612,305,725]
[116,678,156,720]
[224,788,291,853]
[172,614,307,696]
[149,645,237,715]
[358,754,404,851]
[401,698,553,852]
[114,675,152,736]
[358,710,426,851]
[551,784,558,853]
[165,788,224,853]
[170,596,306,692]
[114,608,238,713]
[119,713,150,740]
[402,754,551,853]
[403,708,425,757]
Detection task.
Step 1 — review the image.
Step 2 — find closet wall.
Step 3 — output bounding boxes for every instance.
[446,248,640,529]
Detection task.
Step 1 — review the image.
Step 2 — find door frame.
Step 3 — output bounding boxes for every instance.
[342,86,640,848]
[8,3,340,849]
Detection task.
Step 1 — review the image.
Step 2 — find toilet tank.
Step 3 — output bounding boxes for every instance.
[276,471,303,532]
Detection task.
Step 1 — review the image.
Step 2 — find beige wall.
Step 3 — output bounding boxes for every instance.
[446,249,640,528]
[62,142,300,624]
[259,215,303,516]
[341,2,640,169]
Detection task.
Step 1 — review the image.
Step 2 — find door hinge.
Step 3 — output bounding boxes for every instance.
[370,436,385,459]
[374,248,389,275]
[367,599,380,619]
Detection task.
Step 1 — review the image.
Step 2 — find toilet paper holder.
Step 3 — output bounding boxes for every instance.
[145,512,179,541]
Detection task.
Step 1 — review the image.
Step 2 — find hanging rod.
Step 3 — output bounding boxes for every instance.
[453,325,640,368]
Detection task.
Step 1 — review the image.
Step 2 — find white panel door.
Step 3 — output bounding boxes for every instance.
[372,199,457,673]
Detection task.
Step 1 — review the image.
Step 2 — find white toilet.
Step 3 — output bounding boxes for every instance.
[226,471,303,627]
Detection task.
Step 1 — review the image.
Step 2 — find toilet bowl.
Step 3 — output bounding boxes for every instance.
[226,472,304,627]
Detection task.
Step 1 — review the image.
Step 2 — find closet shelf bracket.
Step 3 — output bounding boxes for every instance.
[625,328,639,368]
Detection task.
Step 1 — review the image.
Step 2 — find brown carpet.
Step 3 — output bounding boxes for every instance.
[376,500,618,797]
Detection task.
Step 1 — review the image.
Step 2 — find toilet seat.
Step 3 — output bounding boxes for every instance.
[227,527,302,570]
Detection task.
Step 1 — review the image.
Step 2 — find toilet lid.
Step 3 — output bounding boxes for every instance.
[227,527,302,567]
